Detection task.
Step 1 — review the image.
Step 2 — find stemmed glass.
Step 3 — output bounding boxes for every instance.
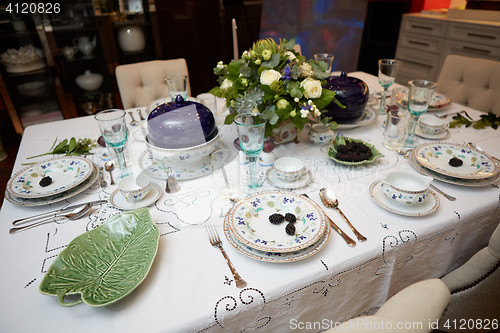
[95,109,129,178]
[234,113,267,189]
[166,74,188,100]
[404,80,438,148]
[378,59,401,115]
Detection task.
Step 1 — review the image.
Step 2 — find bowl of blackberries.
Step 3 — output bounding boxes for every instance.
[327,136,384,166]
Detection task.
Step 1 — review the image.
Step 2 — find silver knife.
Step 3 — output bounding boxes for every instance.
[12,199,108,226]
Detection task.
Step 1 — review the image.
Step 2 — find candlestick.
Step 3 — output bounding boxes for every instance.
[232,18,238,60]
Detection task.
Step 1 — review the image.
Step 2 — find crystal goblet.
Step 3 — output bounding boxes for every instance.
[234,113,267,189]
[378,59,401,115]
[166,74,188,101]
[404,80,438,148]
[95,109,129,178]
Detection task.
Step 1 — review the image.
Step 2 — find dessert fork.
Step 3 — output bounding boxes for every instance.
[205,222,247,288]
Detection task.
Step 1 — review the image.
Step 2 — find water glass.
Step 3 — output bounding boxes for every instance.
[234,113,267,189]
[166,74,188,100]
[314,53,335,74]
[378,59,401,115]
[95,109,129,178]
[211,149,240,200]
[383,109,408,150]
[404,80,438,147]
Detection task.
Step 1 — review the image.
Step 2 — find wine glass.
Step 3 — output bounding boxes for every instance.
[404,80,438,148]
[95,109,129,178]
[378,59,401,115]
[234,113,267,189]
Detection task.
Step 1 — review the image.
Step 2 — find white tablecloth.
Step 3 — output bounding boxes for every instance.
[1,72,499,333]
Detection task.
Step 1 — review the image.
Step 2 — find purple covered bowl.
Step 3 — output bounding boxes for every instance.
[147,95,217,149]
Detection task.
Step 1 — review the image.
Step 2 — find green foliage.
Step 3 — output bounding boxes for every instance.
[25,137,96,161]
[449,112,500,130]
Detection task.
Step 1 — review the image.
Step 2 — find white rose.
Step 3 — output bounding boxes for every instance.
[221,78,233,90]
[300,63,313,76]
[301,78,322,99]
[260,69,281,85]
[284,51,296,60]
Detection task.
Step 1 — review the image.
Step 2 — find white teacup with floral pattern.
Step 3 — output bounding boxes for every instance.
[418,115,449,135]
[274,157,307,182]
[381,171,432,206]
[118,174,151,203]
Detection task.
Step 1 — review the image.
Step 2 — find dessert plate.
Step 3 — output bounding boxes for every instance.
[4,162,99,207]
[409,149,500,187]
[415,128,450,140]
[336,107,378,129]
[109,183,162,210]
[7,156,93,198]
[226,190,328,253]
[369,180,440,217]
[395,88,451,110]
[265,167,313,189]
[415,142,499,180]
[224,218,331,263]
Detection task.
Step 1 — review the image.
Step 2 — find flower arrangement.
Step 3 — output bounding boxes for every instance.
[210,38,343,138]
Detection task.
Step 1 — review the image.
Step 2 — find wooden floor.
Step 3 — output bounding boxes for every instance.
[0,114,21,209]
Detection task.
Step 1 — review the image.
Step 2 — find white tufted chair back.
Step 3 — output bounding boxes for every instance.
[115,59,191,109]
[436,55,500,115]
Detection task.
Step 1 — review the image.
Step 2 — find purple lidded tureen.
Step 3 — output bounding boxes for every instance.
[147,95,217,149]
[323,71,369,124]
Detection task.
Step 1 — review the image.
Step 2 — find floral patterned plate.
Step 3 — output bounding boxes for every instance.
[336,107,378,129]
[6,156,93,199]
[395,87,452,111]
[414,142,499,180]
[225,190,328,253]
[4,162,99,207]
[370,180,440,217]
[224,218,331,263]
[409,149,500,187]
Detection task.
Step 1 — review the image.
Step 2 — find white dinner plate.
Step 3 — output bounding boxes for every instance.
[395,87,452,111]
[265,167,313,189]
[336,107,378,129]
[226,190,328,253]
[414,142,499,180]
[109,183,162,210]
[7,156,93,199]
[415,128,450,140]
[224,218,331,263]
[409,149,500,187]
[4,162,99,207]
[369,180,440,217]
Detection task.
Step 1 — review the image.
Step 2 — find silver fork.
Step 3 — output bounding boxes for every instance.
[205,222,247,288]
[399,164,456,201]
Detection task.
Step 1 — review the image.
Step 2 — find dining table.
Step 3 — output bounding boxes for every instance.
[1,71,499,333]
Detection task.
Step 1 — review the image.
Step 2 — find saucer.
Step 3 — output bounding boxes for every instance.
[415,128,450,140]
[336,107,378,129]
[369,180,439,217]
[266,167,313,189]
[132,128,145,142]
[109,183,162,210]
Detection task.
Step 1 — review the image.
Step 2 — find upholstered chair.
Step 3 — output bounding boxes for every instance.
[115,59,191,109]
[436,55,500,115]
[437,222,500,332]
[325,279,451,333]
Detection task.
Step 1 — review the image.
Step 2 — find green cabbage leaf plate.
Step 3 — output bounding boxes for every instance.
[39,208,159,307]
[327,135,384,166]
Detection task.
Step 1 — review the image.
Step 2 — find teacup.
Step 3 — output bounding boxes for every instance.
[274,157,307,182]
[308,123,334,145]
[61,46,78,60]
[118,174,151,203]
[418,115,449,135]
[381,171,432,206]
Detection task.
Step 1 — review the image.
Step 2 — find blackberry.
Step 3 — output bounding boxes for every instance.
[449,157,463,167]
[284,213,297,223]
[335,140,372,162]
[39,176,52,187]
[285,223,296,236]
[269,213,285,224]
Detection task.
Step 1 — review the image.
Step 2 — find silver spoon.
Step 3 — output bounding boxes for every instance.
[319,188,367,242]
[137,109,145,121]
[9,203,92,234]
[99,166,107,187]
[104,161,115,185]
[127,111,138,126]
